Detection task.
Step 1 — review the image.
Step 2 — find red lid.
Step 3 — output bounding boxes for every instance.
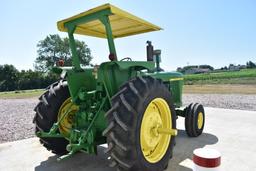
[193,148,221,168]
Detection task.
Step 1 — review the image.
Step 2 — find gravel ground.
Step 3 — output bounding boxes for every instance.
[0,98,38,143]
[183,94,256,111]
[0,94,256,143]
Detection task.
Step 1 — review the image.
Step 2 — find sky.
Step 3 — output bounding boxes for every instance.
[0,0,256,71]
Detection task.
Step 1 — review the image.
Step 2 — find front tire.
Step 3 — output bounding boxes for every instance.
[103,76,176,171]
[185,103,205,137]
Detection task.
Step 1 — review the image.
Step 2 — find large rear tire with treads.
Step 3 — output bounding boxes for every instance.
[103,76,176,171]
[33,80,70,155]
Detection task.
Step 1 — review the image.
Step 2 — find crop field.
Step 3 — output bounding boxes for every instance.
[184,69,256,84]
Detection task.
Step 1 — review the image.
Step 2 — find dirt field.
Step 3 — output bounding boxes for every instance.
[183,84,256,94]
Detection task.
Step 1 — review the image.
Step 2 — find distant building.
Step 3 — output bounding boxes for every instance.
[228,64,240,71]
[238,65,246,69]
[177,65,213,74]
[185,68,211,74]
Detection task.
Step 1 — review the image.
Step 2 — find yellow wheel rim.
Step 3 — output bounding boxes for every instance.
[140,98,172,163]
[58,97,79,137]
[197,112,204,129]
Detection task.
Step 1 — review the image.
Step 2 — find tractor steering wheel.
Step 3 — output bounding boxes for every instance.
[120,57,132,61]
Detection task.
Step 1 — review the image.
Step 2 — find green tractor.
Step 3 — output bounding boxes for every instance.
[33,4,205,171]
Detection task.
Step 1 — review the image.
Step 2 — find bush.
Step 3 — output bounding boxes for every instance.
[0,64,59,92]
[0,64,19,91]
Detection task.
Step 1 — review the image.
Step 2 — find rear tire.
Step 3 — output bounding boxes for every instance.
[103,76,176,171]
[33,80,70,155]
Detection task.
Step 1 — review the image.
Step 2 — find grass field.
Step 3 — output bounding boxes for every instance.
[184,69,256,84]
[0,89,45,99]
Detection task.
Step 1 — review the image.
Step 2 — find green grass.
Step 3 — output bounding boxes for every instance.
[184,69,256,84]
[0,89,45,99]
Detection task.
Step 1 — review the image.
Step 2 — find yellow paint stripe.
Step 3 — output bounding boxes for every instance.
[169,78,184,81]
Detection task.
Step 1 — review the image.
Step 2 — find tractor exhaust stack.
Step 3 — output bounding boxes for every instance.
[146,40,154,61]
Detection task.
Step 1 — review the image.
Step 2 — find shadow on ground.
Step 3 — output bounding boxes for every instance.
[35,146,114,171]
[34,130,218,171]
[167,130,218,171]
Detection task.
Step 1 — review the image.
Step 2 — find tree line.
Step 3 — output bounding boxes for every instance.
[0,64,59,91]
[0,34,92,92]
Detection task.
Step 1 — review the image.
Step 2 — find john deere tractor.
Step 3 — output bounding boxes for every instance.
[33,4,205,171]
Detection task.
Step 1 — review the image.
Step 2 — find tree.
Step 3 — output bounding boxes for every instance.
[35,34,92,72]
[246,61,256,68]
[0,64,19,91]
[18,70,59,90]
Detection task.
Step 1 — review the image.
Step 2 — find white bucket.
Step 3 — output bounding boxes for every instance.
[193,148,221,171]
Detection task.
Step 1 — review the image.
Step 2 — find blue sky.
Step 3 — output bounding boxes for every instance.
[1,0,255,71]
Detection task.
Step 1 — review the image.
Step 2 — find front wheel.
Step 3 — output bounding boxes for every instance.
[185,103,205,137]
[103,76,176,171]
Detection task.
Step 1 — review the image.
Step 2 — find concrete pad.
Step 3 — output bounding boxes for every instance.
[0,107,256,171]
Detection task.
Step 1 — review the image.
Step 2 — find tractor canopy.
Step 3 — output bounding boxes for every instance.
[57,3,162,38]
